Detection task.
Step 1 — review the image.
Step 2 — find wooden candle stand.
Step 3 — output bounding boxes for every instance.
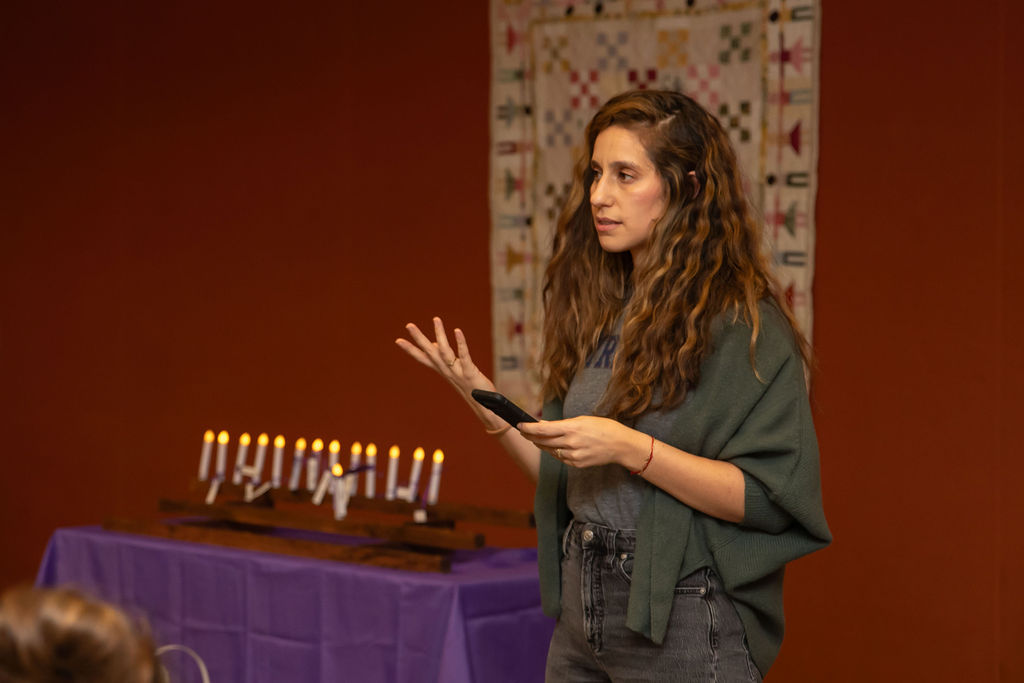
[104,479,535,573]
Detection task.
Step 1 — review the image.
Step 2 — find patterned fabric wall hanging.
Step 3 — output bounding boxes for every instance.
[489,0,821,411]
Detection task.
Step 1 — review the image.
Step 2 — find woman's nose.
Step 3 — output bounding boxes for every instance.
[590,177,610,207]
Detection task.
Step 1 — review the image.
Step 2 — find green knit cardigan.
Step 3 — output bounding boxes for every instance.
[534,302,832,676]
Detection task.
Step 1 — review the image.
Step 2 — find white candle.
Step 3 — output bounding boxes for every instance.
[331,463,349,519]
[271,435,285,487]
[407,447,425,503]
[426,449,444,506]
[232,432,251,485]
[311,468,332,505]
[348,442,362,496]
[250,432,269,483]
[205,478,221,505]
[385,445,400,500]
[198,429,215,481]
[364,443,377,498]
[308,438,324,491]
[288,438,307,491]
[328,439,341,469]
[214,430,230,481]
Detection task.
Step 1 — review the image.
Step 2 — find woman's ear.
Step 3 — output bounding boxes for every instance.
[687,170,700,199]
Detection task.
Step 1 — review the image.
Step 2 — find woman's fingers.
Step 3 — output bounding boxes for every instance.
[394,338,437,370]
[517,417,617,468]
[398,319,469,378]
[398,320,503,424]
[403,322,448,368]
[515,422,569,455]
[433,317,457,365]
[404,322,436,352]
[516,420,565,440]
[453,328,475,369]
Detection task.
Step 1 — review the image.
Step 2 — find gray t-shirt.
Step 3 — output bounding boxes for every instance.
[562,322,677,530]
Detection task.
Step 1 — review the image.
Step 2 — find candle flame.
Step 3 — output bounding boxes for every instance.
[329,439,341,454]
[274,435,286,448]
[203,430,215,443]
[432,449,444,464]
[296,437,307,450]
[413,447,425,462]
[332,463,344,477]
[366,443,377,458]
[312,438,324,452]
[350,441,362,456]
[389,445,400,459]
[258,433,269,446]
[240,433,251,447]
[217,430,229,445]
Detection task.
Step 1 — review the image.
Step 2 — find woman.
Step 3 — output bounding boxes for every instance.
[0,585,161,683]
[397,89,830,681]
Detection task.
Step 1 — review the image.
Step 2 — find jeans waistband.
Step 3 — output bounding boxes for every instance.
[563,519,637,555]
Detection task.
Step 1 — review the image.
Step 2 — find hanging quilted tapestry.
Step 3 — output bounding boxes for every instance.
[489,0,821,411]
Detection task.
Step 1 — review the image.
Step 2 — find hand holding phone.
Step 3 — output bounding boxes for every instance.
[471,389,538,428]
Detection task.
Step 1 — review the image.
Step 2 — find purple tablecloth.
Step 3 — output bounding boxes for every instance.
[37,526,554,683]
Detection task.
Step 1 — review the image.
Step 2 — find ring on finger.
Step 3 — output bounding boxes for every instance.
[554,448,562,459]
[446,358,457,368]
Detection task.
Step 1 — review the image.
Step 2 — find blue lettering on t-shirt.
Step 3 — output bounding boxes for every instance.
[585,335,618,369]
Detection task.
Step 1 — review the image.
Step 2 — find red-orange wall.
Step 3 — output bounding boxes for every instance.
[2,2,1021,680]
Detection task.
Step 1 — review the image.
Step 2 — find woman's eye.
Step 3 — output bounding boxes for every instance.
[619,172,634,182]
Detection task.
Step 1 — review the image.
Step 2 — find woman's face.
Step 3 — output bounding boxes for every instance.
[589,125,667,262]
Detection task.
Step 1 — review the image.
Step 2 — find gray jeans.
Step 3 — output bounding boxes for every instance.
[545,521,762,682]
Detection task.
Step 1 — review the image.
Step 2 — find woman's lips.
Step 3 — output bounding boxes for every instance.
[594,216,620,232]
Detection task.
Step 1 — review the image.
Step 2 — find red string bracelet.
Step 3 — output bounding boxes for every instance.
[631,435,655,475]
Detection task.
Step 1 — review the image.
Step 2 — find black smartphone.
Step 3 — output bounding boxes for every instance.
[471,389,538,428]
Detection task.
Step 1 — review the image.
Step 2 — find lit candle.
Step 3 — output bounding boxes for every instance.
[288,438,307,491]
[348,442,362,496]
[426,449,444,506]
[328,439,341,469]
[232,432,251,485]
[332,463,350,519]
[250,432,269,483]
[365,443,377,498]
[198,429,215,481]
[386,445,400,500]
[214,430,230,481]
[407,447,426,503]
[271,435,286,487]
[308,438,324,491]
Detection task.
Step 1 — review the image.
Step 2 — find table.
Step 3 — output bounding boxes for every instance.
[36,526,555,683]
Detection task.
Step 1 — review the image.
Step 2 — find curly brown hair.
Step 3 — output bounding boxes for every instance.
[541,90,810,420]
[0,585,161,683]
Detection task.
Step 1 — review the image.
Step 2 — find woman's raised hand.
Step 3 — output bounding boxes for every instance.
[395,317,497,402]
[398,317,543,482]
